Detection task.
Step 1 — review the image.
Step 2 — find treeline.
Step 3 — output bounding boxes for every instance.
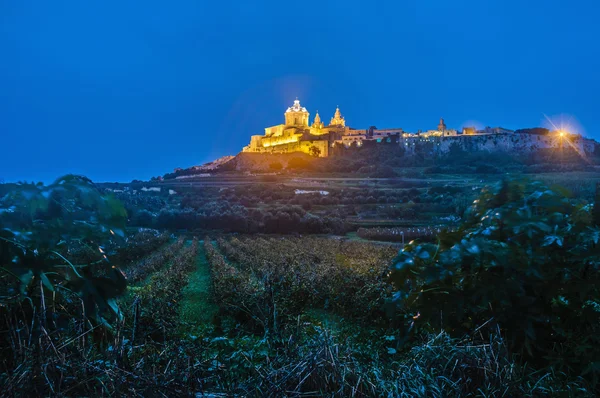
[130,202,347,234]
[211,182,470,208]
[116,180,474,233]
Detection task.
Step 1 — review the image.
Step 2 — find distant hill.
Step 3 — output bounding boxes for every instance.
[161,131,600,180]
[163,156,235,179]
[192,156,235,171]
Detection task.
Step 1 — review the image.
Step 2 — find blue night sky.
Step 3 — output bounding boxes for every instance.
[1,0,598,182]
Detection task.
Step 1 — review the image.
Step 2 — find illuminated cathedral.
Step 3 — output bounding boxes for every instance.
[242,98,594,159]
[243,99,352,157]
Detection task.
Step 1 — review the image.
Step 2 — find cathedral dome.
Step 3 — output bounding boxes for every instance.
[286,99,308,113]
[284,98,310,127]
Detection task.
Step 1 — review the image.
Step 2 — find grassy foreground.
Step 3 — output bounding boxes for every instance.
[179,240,218,326]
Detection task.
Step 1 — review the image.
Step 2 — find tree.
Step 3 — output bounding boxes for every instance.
[309,145,321,157]
[0,175,129,328]
[390,179,600,387]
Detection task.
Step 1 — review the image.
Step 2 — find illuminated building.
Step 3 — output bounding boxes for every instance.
[241,99,549,158]
[329,106,346,127]
[462,126,477,135]
[243,99,353,157]
[437,117,447,132]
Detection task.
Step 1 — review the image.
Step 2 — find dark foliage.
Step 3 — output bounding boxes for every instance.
[0,175,129,327]
[390,179,600,390]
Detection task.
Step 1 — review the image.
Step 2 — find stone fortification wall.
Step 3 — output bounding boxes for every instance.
[401,133,593,155]
[234,152,316,172]
[243,138,329,157]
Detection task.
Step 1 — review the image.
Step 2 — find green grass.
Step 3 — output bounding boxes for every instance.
[179,240,218,326]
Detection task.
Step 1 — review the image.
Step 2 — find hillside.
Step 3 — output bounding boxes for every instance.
[161,132,600,180]
[232,151,317,172]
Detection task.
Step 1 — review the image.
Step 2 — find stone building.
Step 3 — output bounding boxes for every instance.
[241,99,585,158]
[243,99,354,157]
[242,99,465,155]
[416,117,458,137]
[369,127,404,143]
[437,117,447,132]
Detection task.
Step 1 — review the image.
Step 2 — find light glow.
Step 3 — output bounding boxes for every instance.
[263,137,299,147]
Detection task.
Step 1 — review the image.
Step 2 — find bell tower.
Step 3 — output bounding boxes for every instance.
[329,106,346,127]
[437,117,447,132]
[312,111,324,129]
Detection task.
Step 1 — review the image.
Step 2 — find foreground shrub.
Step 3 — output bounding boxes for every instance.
[0,175,129,328]
[231,327,589,397]
[390,179,600,390]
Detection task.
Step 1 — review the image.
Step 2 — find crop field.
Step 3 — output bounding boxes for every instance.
[1,231,410,396]
[3,175,599,396]
[6,231,580,396]
[209,236,398,330]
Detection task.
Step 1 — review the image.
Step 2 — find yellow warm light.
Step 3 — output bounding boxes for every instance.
[263,138,299,147]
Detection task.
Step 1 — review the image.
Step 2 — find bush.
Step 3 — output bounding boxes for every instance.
[0,175,128,327]
[390,179,600,390]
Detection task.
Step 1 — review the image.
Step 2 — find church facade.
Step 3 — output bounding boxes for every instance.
[243,99,354,157]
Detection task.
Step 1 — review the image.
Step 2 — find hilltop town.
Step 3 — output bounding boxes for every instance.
[242,98,596,157]
[163,98,598,180]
